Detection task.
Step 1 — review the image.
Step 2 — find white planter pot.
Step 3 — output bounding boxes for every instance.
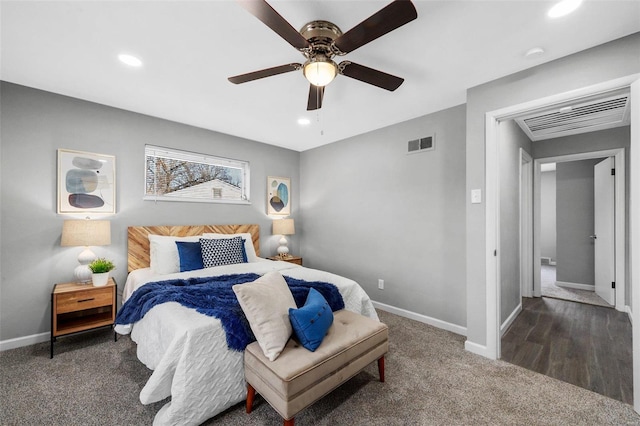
[92,272,110,287]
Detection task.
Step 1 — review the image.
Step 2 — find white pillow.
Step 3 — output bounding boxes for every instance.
[233,271,296,361]
[202,232,259,262]
[148,234,201,275]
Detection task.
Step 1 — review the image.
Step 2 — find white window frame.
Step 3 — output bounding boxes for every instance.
[144,144,250,204]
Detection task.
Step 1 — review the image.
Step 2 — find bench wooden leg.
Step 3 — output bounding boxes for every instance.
[246,383,256,414]
[378,356,385,382]
[284,418,295,426]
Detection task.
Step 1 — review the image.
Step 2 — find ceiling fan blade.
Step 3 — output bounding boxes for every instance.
[307,85,324,111]
[339,62,404,91]
[228,63,301,84]
[237,0,311,51]
[332,0,417,54]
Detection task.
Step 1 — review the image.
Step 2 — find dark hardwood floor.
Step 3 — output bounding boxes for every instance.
[501,297,633,405]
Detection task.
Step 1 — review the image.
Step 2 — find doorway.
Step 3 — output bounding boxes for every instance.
[532,149,626,311]
[501,127,630,404]
[537,156,619,308]
[485,74,639,411]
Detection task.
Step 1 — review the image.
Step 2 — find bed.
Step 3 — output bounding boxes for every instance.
[116,224,378,426]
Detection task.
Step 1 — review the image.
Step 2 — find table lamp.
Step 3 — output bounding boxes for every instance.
[61,219,111,283]
[272,218,295,258]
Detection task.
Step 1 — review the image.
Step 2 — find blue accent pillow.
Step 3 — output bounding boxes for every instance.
[289,288,334,352]
[200,236,247,268]
[240,238,248,263]
[175,241,204,272]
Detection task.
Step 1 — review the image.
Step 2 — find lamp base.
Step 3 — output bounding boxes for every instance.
[277,236,289,257]
[74,265,93,283]
[75,247,96,283]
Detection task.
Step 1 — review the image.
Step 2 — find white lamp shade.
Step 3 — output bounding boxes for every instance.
[61,220,111,247]
[272,219,295,236]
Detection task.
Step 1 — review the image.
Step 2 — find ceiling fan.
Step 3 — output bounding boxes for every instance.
[228,0,418,110]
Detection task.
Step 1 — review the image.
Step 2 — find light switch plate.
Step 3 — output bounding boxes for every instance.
[471,189,482,204]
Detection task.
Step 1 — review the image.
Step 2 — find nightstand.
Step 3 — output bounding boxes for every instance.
[51,278,117,358]
[268,256,303,266]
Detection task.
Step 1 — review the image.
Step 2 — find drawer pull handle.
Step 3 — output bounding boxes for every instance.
[77,298,95,303]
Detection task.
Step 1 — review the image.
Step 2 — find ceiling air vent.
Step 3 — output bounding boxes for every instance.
[515,90,630,141]
[408,135,434,154]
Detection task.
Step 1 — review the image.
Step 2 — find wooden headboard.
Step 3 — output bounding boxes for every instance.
[127,224,260,272]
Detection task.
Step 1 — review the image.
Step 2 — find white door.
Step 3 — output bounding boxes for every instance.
[594,157,615,305]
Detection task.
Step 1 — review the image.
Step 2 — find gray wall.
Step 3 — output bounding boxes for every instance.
[534,126,630,295]
[556,159,603,286]
[465,33,640,347]
[540,170,557,262]
[0,82,300,341]
[300,105,467,328]
[498,121,532,323]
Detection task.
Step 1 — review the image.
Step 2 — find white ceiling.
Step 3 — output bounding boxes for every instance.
[1,1,639,152]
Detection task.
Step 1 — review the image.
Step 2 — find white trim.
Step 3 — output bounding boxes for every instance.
[520,148,533,298]
[487,75,640,121]
[555,281,595,291]
[630,78,640,412]
[464,340,490,358]
[0,332,49,351]
[485,114,500,361]
[614,150,626,311]
[500,303,522,337]
[372,301,467,336]
[484,73,639,366]
[627,305,633,325]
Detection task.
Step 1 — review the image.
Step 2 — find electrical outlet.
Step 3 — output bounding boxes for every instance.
[378,279,384,290]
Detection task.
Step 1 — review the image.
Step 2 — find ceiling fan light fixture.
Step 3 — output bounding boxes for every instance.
[303,57,337,87]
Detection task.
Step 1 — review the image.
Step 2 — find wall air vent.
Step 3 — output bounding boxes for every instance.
[408,135,434,154]
[515,89,630,141]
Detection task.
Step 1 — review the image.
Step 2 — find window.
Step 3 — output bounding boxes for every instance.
[145,145,250,204]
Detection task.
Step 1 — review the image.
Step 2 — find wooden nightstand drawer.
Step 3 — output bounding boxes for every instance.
[55,287,113,314]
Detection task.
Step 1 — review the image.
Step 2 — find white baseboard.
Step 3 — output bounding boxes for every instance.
[500,303,522,337]
[626,305,633,324]
[0,332,49,352]
[464,340,493,358]
[555,281,595,291]
[372,301,467,336]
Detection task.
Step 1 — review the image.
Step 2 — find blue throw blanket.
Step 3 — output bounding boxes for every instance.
[115,273,345,351]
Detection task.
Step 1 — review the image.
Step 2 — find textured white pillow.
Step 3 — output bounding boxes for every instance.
[233,271,296,361]
[202,232,259,262]
[148,234,201,275]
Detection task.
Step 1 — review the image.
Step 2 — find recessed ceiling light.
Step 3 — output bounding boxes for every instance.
[118,53,143,67]
[525,47,545,58]
[297,118,311,126]
[548,0,583,18]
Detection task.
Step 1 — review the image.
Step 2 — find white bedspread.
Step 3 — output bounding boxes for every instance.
[116,260,378,426]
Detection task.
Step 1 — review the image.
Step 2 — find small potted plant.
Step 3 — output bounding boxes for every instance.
[88,258,115,287]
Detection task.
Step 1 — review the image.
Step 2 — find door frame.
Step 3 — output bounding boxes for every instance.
[484,73,639,411]
[532,149,625,311]
[520,148,533,298]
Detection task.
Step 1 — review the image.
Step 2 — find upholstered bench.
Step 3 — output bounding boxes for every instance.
[244,309,389,426]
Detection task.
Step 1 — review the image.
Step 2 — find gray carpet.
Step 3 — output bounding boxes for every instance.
[2,310,639,425]
[541,265,612,308]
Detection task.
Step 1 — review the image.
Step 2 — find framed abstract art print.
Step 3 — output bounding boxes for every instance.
[57,149,116,214]
[267,176,290,215]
